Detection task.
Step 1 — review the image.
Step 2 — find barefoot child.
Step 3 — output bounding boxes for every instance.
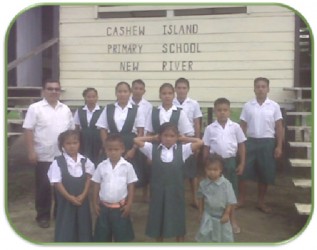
[134,122,203,242]
[47,130,95,242]
[196,154,236,242]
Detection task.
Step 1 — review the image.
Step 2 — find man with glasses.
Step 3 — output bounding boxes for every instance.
[23,79,74,228]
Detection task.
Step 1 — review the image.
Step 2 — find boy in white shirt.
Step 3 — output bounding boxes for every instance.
[239,77,283,214]
[203,97,246,233]
[173,77,202,208]
[92,134,138,242]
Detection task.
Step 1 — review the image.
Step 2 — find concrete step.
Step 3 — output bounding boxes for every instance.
[295,203,311,216]
[293,179,312,188]
[289,159,311,168]
[289,142,311,148]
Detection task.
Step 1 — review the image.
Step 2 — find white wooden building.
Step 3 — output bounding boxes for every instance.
[58,4,297,108]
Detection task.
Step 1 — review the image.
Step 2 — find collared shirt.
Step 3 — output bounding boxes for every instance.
[73,104,101,127]
[197,175,237,218]
[145,104,194,136]
[129,96,153,117]
[23,99,75,162]
[240,98,283,138]
[140,142,193,162]
[203,119,246,158]
[47,153,95,183]
[173,97,202,129]
[96,102,144,133]
[91,157,138,203]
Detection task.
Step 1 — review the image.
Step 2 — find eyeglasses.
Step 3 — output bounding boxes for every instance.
[45,87,61,92]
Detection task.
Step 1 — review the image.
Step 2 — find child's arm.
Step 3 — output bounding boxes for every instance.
[240,120,248,135]
[236,142,246,175]
[121,182,135,218]
[133,135,158,148]
[193,117,202,139]
[24,129,37,165]
[124,127,144,160]
[178,135,203,153]
[202,145,210,165]
[92,182,101,216]
[220,204,232,224]
[274,119,284,159]
[76,174,92,203]
[100,128,108,149]
[54,182,82,206]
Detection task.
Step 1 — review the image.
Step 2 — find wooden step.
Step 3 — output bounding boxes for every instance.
[287,126,311,131]
[7,132,23,138]
[283,87,312,91]
[289,142,311,148]
[7,119,24,124]
[293,179,312,188]
[295,203,311,215]
[286,99,311,103]
[7,107,28,112]
[286,111,311,116]
[289,159,311,168]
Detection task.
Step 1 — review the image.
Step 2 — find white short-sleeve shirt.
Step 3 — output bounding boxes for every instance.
[173,97,202,129]
[73,104,101,127]
[91,157,138,203]
[203,119,246,158]
[47,153,95,183]
[95,102,144,133]
[23,99,75,162]
[240,98,283,138]
[140,142,193,162]
[145,105,194,136]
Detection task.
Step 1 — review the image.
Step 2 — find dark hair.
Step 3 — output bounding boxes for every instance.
[205,154,225,171]
[132,79,145,87]
[175,77,190,88]
[159,83,174,93]
[158,122,179,136]
[115,81,131,92]
[105,133,125,147]
[214,97,231,108]
[42,79,61,89]
[82,87,98,97]
[58,130,80,152]
[254,77,270,87]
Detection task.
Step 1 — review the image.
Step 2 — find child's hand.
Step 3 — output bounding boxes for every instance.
[76,193,85,204]
[220,213,230,224]
[120,204,131,218]
[68,195,82,206]
[236,163,244,176]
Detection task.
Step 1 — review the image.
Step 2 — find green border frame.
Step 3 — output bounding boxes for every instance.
[3,1,314,246]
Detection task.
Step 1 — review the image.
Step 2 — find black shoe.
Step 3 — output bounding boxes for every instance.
[37,219,50,228]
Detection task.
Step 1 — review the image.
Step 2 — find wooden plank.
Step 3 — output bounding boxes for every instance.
[295,203,311,216]
[8,38,59,71]
[287,126,311,131]
[60,6,96,19]
[289,159,311,168]
[293,179,311,188]
[289,142,311,148]
[286,112,311,116]
[7,119,24,124]
[283,87,312,91]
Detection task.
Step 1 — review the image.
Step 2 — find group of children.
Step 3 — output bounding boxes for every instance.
[43,77,282,243]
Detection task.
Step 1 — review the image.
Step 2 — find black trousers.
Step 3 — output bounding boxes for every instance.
[35,161,52,221]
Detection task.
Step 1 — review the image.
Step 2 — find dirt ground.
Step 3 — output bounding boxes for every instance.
[6,164,309,245]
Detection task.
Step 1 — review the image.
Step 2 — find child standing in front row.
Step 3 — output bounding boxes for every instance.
[47,130,95,242]
[134,122,203,242]
[196,154,236,242]
[202,97,246,234]
[74,87,103,166]
[92,134,138,242]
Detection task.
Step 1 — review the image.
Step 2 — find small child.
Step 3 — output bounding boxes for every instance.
[134,122,203,242]
[47,130,95,242]
[196,154,236,242]
[74,87,102,165]
[202,97,246,233]
[92,134,138,242]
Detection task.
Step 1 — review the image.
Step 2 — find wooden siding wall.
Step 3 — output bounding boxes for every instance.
[59,5,295,107]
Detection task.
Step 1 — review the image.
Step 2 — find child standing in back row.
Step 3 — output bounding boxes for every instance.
[202,98,246,233]
[74,87,102,166]
[47,130,95,242]
[134,122,203,242]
